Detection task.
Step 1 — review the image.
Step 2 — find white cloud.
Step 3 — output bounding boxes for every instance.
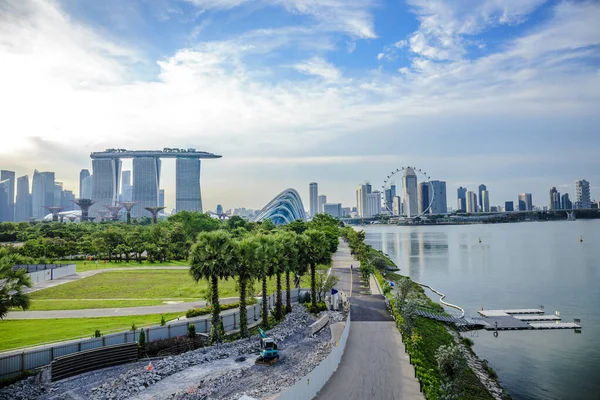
[294,57,341,81]
[405,0,547,60]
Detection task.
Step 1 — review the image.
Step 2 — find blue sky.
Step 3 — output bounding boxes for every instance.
[0,0,599,211]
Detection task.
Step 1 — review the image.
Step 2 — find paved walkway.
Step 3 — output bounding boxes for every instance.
[316,240,423,399]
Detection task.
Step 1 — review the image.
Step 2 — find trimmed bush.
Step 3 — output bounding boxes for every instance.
[185,299,256,319]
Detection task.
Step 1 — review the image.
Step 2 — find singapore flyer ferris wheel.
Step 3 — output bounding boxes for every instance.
[382,166,434,218]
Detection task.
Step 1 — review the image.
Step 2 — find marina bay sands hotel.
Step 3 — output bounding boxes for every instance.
[90,148,221,217]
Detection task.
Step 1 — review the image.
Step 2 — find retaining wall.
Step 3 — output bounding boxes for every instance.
[0,289,299,379]
[276,313,351,400]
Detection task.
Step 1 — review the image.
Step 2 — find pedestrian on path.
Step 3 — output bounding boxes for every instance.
[350,264,353,270]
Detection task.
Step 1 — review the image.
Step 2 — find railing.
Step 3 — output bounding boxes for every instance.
[0,289,299,380]
[12,264,74,273]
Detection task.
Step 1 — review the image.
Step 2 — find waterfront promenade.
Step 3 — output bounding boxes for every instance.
[316,241,423,399]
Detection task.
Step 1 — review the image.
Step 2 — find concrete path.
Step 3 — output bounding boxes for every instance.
[24,266,189,294]
[4,297,238,319]
[316,240,423,399]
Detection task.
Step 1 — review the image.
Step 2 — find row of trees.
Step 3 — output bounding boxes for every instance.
[189,226,337,343]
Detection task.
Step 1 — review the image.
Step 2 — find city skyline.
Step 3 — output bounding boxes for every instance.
[1,0,599,213]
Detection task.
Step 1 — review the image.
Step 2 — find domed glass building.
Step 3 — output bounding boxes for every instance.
[252,188,307,226]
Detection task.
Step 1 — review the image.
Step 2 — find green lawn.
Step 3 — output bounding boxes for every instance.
[69,259,190,272]
[26,269,313,310]
[0,313,183,351]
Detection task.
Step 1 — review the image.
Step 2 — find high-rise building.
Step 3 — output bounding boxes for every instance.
[384,185,396,213]
[366,192,381,217]
[54,182,63,207]
[575,180,591,209]
[0,179,10,222]
[91,158,122,216]
[466,191,477,213]
[561,193,572,210]
[15,175,31,222]
[392,196,402,216]
[309,182,318,217]
[481,190,490,213]
[216,204,223,214]
[417,182,430,215]
[356,183,371,217]
[81,174,93,199]
[478,184,487,213]
[132,157,160,217]
[457,187,467,212]
[31,170,55,219]
[318,195,327,214]
[518,193,533,211]
[120,170,132,202]
[62,190,75,211]
[159,189,165,208]
[341,207,351,217]
[549,187,561,210]
[430,180,447,214]
[324,203,342,218]
[176,158,202,213]
[402,167,418,217]
[0,171,15,221]
[79,169,90,198]
[505,201,514,212]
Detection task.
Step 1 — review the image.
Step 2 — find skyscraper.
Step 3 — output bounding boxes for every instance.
[159,189,165,208]
[324,203,342,218]
[79,169,90,198]
[384,185,396,213]
[216,204,223,214]
[121,170,132,202]
[457,187,467,212]
[15,175,31,222]
[81,174,93,199]
[91,158,121,216]
[481,190,490,212]
[176,158,202,213]
[417,182,430,215]
[478,184,486,213]
[0,179,10,222]
[356,183,371,217]
[132,157,160,217]
[430,180,447,214]
[518,193,533,211]
[549,187,561,210]
[575,180,591,209]
[505,201,514,212]
[0,171,15,221]
[318,195,327,214]
[309,182,318,217]
[466,191,477,213]
[402,167,418,217]
[366,192,381,217]
[561,193,572,210]
[392,196,402,216]
[31,170,55,219]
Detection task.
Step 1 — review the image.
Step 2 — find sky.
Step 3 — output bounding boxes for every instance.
[0,0,599,212]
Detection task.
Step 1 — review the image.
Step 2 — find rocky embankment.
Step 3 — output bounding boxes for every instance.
[0,305,344,400]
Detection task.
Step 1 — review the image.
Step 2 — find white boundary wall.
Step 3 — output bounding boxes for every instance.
[27,265,76,284]
[276,313,351,400]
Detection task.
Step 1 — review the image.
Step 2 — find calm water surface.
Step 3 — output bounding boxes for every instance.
[362,221,600,400]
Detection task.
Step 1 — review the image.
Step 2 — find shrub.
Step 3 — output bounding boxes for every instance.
[187,323,196,338]
[185,299,256,319]
[138,329,146,350]
[382,281,392,295]
[131,322,136,331]
[461,337,474,348]
[94,330,101,338]
[160,315,166,326]
[305,301,328,314]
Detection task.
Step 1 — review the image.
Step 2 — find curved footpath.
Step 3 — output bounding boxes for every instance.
[315,241,423,399]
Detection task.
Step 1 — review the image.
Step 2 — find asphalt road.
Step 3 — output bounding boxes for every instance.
[316,241,423,399]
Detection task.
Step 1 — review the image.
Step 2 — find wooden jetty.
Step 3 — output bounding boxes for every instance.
[476,309,581,331]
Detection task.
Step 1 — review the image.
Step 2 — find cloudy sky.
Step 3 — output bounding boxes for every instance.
[1,0,599,212]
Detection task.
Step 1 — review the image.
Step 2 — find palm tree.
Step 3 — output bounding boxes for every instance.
[0,251,33,319]
[189,230,237,343]
[272,236,286,320]
[255,234,276,329]
[304,229,331,311]
[235,236,259,338]
[277,231,299,314]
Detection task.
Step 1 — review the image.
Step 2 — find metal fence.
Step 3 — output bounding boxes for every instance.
[0,289,299,379]
[12,264,74,273]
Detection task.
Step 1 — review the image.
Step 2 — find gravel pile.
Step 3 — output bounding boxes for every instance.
[0,306,346,400]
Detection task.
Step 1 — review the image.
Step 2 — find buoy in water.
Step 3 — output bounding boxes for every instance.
[579,236,583,242]
[478,238,482,243]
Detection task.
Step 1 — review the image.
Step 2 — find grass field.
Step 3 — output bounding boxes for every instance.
[69,259,190,272]
[25,269,314,310]
[0,312,183,351]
